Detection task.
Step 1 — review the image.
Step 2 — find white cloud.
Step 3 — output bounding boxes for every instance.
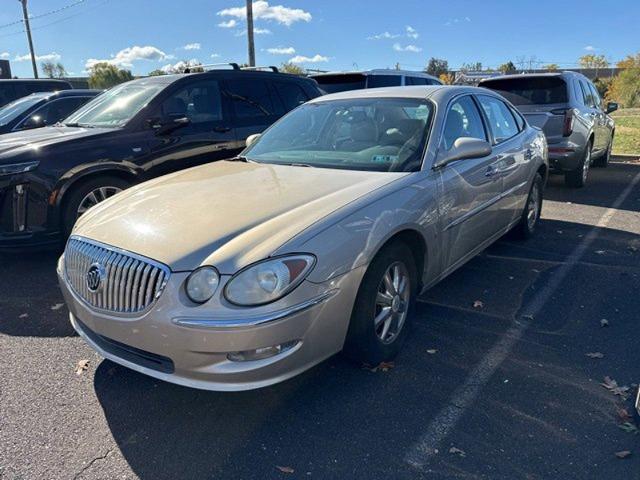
[183,43,201,50]
[367,31,400,40]
[406,25,418,39]
[210,53,220,58]
[218,1,311,26]
[15,52,61,62]
[289,54,328,64]
[393,43,422,53]
[0,52,9,59]
[85,45,169,70]
[234,27,271,36]
[584,45,596,51]
[161,58,201,74]
[218,19,237,28]
[267,46,295,54]
[445,17,471,26]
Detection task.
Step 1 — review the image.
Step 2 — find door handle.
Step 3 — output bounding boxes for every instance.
[213,126,231,133]
[485,165,498,177]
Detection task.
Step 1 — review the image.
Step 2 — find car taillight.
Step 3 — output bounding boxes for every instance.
[551,108,574,137]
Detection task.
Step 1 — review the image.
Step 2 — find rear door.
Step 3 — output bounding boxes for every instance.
[437,95,504,270]
[480,76,569,146]
[586,80,608,152]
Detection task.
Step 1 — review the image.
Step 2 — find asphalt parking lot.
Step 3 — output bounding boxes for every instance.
[1,159,639,480]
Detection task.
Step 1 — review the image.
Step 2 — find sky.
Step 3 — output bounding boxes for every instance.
[0,0,638,78]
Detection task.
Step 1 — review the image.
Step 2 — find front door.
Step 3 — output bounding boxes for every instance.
[437,95,504,271]
[144,78,241,179]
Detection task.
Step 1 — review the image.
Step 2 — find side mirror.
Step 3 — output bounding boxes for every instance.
[149,115,190,135]
[246,133,261,147]
[21,114,46,130]
[434,137,492,168]
[605,102,618,114]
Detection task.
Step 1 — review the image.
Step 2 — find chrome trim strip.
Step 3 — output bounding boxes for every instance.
[173,289,339,329]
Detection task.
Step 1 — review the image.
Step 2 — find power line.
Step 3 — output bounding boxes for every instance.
[0,0,87,30]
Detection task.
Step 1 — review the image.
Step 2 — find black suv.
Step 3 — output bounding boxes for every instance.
[0,65,323,248]
[0,79,72,108]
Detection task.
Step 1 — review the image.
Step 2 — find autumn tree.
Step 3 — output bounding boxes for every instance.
[544,63,559,71]
[87,63,134,89]
[41,61,67,78]
[280,62,305,75]
[425,58,449,77]
[460,62,482,72]
[498,61,516,74]
[148,69,166,76]
[439,73,455,85]
[608,52,640,107]
[579,54,609,69]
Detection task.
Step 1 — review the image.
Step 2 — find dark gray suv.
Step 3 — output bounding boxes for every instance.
[480,72,617,187]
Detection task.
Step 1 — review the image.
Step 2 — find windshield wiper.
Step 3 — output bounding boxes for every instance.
[227,156,255,163]
[283,162,315,168]
[63,122,80,127]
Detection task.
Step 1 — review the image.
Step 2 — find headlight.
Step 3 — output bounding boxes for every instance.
[0,161,39,177]
[185,266,220,304]
[224,254,316,306]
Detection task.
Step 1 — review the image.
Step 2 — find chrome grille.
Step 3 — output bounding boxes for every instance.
[64,237,170,314]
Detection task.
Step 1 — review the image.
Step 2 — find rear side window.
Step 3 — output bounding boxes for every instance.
[579,80,597,108]
[508,104,526,131]
[587,82,601,109]
[226,78,279,119]
[162,79,224,123]
[313,74,366,94]
[272,81,309,112]
[477,95,520,144]
[406,76,428,85]
[481,77,568,105]
[366,75,402,88]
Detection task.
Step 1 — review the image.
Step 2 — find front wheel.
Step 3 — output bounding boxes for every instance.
[343,241,417,365]
[513,173,543,240]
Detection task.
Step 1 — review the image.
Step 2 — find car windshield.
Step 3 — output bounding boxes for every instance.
[63,82,164,128]
[244,98,433,172]
[0,93,47,126]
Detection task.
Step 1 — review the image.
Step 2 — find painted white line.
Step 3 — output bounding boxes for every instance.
[405,170,640,470]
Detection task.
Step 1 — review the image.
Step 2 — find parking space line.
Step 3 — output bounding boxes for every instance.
[481,253,640,271]
[405,170,640,471]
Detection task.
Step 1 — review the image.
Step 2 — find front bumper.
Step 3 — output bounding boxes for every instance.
[58,262,365,391]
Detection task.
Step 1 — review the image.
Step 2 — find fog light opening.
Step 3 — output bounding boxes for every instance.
[227,340,299,362]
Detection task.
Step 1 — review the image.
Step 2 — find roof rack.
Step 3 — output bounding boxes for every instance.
[184,62,240,73]
[241,65,279,73]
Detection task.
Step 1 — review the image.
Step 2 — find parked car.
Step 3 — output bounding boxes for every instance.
[479,72,617,187]
[0,90,100,134]
[0,79,72,108]
[0,66,323,248]
[311,69,441,94]
[58,85,548,391]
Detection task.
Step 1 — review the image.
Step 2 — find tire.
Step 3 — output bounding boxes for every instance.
[565,142,592,188]
[343,241,418,365]
[593,136,613,168]
[61,176,130,238]
[513,173,543,240]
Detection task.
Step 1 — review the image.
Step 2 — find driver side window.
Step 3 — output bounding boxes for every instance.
[161,80,224,125]
[441,96,487,151]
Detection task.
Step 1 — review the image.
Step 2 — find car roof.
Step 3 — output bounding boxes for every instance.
[307,85,491,103]
[0,78,71,84]
[479,71,584,83]
[126,69,316,87]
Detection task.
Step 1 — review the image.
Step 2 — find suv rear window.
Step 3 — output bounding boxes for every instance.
[481,77,568,105]
[313,74,366,94]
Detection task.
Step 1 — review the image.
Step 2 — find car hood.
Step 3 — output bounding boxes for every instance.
[73,160,407,272]
[0,125,112,159]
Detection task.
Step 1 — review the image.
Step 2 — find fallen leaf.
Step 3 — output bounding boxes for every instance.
[473,300,484,309]
[18,313,28,319]
[602,376,618,390]
[586,352,604,359]
[50,303,64,311]
[600,319,609,327]
[615,450,632,459]
[618,422,638,434]
[362,361,395,372]
[276,466,295,474]
[426,349,438,355]
[449,447,466,457]
[75,359,90,375]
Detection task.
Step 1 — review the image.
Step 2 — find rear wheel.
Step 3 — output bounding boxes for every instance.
[513,173,543,240]
[343,241,417,365]
[62,176,129,238]
[565,142,592,188]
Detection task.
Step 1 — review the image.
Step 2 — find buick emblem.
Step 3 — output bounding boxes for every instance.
[86,263,105,293]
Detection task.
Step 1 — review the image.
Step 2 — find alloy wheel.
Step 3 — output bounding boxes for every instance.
[526,182,540,231]
[582,148,591,183]
[77,186,123,217]
[374,261,410,344]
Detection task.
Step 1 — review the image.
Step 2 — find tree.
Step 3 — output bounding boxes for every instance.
[280,62,305,75]
[87,62,134,89]
[439,73,455,85]
[579,54,609,70]
[593,77,612,98]
[498,61,516,74]
[148,69,167,76]
[544,63,559,71]
[425,57,449,77]
[460,62,482,72]
[608,52,640,107]
[41,61,67,78]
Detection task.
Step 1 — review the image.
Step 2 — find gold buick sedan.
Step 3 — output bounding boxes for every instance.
[58,86,548,391]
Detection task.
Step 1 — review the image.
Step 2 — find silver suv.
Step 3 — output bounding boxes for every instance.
[480,72,617,187]
[311,69,441,94]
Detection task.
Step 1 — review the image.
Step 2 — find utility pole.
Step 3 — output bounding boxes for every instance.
[18,0,38,78]
[246,0,256,67]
